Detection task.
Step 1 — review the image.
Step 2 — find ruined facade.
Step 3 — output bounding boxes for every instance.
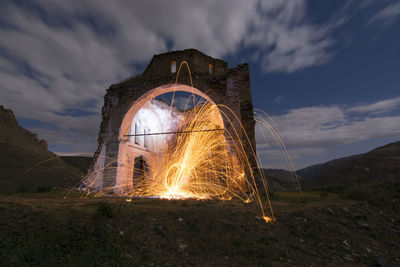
[90,49,256,193]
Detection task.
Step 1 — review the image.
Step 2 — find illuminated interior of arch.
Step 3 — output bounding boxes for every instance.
[113,86,248,199]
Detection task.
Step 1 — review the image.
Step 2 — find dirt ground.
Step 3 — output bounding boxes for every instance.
[0,191,399,266]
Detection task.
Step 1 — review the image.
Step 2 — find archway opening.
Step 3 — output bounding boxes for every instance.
[132,156,149,193]
[116,84,245,199]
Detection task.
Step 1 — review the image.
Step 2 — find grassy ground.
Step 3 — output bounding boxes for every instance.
[0,190,399,266]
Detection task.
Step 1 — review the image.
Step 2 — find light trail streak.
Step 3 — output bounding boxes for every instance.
[124,128,224,137]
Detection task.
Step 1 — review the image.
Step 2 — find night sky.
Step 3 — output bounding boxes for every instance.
[1,0,399,169]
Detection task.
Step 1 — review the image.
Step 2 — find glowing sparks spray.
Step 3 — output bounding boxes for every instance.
[70,61,302,223]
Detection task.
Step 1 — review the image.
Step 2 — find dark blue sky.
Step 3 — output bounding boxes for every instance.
[1,0,399,169]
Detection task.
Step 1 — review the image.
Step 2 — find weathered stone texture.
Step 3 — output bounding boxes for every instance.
[91,49,257,189]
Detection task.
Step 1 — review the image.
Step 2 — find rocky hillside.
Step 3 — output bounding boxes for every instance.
[297,141,400,196]
[0,105,82,192]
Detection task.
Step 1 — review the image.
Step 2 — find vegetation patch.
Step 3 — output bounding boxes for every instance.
[0,191,399,266]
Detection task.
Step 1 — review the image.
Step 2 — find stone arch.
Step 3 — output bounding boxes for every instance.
[115,83,224,195]
[91,49,256,195]
[118,83,218,141]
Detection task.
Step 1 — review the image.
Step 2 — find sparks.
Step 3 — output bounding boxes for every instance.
[262,216,274,223]
[73,61,303,223]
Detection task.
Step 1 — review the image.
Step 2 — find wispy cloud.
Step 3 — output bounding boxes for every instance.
[0,0,397,158]
[0,0,343,154]
[267,101,400,148]
[369,2,400,26]
[347,97,400,114]
[245,0,335,73]
[257,97,400,168]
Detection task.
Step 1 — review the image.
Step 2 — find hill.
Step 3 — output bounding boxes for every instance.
[0,105,82,192]
[60,156,93,174]
[262,168,301,192]
[0,106,399,265]
[297,141,400,197]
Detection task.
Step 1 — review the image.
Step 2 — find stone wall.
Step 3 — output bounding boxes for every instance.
[91,49,257,190]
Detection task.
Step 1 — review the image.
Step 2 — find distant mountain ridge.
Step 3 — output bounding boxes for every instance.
[0,105,82,192]
[297,141,400,192]
[1,104,399,196]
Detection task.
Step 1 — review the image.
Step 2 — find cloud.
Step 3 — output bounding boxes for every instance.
[245,0,335,73]
[256,97,400,168]
[260,101,400,148]
[55,152,94,157]
[0,0,394,157]
[26,113,101,153]
[257,144,325,161]
[0,0,343,154]
[369,2,400,26]
[347,97,400,114]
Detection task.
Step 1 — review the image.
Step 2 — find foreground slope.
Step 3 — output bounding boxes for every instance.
[0,192,398,266]
[0,105,82,192]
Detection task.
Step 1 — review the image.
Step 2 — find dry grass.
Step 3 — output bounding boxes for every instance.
[0,190,399,266]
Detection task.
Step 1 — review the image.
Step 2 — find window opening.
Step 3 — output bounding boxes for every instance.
[171,60,177,73]
[134,123,141,145]
[144,128,150,149]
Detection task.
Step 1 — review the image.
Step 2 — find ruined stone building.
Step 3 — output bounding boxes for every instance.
[90,49,256,193]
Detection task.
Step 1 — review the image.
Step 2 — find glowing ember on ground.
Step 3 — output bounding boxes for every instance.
[262,216,274,223]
